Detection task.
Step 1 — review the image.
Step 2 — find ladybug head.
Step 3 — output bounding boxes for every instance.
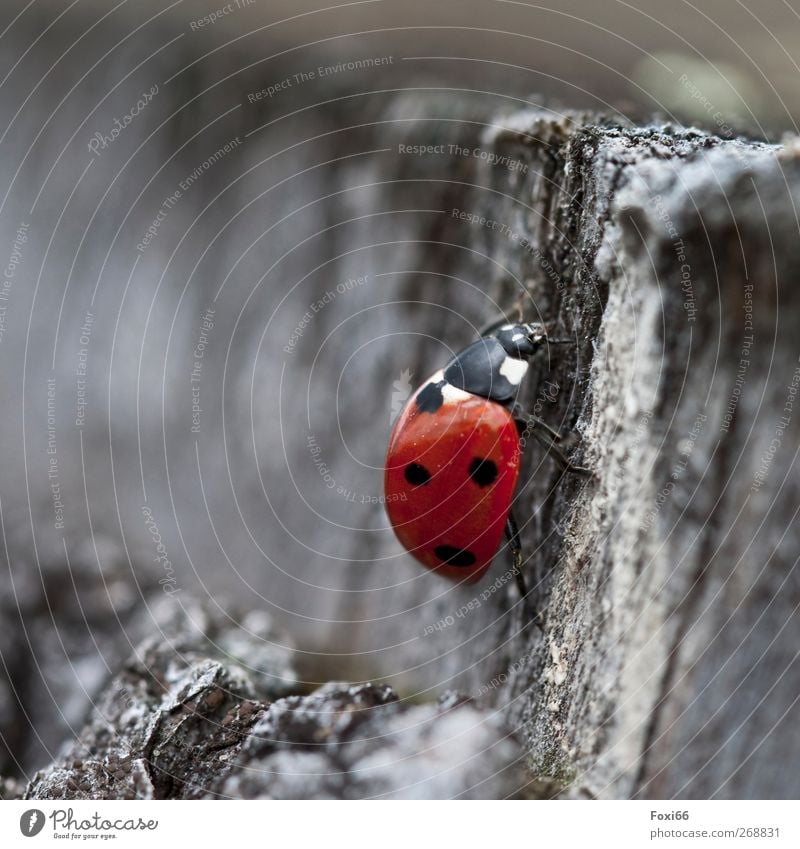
[494,322,546,359]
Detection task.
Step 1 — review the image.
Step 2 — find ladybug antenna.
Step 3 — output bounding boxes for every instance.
[521,322,546,344]
[539,323,576,345]
[477,315,516,337]
[477,317,575,347]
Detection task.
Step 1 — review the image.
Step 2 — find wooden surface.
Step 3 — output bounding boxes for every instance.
[0,12,798,796]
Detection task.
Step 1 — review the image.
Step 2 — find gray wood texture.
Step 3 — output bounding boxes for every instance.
[0,8,797,797]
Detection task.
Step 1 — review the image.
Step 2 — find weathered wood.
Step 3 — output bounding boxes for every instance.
[1,20,798,796]
[22,599,528,800]
[473,116,800,799]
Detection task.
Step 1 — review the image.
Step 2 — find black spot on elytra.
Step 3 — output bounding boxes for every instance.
[404,463,431,486]
[469,457,498,487]
[415,380,445,413]
[434,545,477,567]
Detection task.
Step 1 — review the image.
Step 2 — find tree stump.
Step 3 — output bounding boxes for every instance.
[1,32,798,796]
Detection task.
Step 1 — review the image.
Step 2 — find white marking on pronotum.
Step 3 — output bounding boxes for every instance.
[425,370,472,405]
[442,383,473,404]
[499,356,529,386]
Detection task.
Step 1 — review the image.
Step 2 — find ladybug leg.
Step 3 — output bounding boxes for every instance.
[511,404,565,443]
[504,511,526,598]
[505,513,545,630]
[514,411,592,477]
[533,428,592,477]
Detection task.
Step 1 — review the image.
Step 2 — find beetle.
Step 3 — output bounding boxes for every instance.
[383,320,589,600]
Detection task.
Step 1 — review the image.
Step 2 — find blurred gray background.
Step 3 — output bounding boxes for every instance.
[0,0,798,775]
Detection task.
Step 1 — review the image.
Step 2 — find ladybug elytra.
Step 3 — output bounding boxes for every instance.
[384,322,589,599]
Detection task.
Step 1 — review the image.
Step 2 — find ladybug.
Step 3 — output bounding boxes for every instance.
[384,321,589,599]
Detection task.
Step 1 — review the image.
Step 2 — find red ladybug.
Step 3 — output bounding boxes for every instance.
[384,322,588,598]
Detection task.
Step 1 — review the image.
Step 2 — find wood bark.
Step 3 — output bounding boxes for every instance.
[0,27,798,797]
